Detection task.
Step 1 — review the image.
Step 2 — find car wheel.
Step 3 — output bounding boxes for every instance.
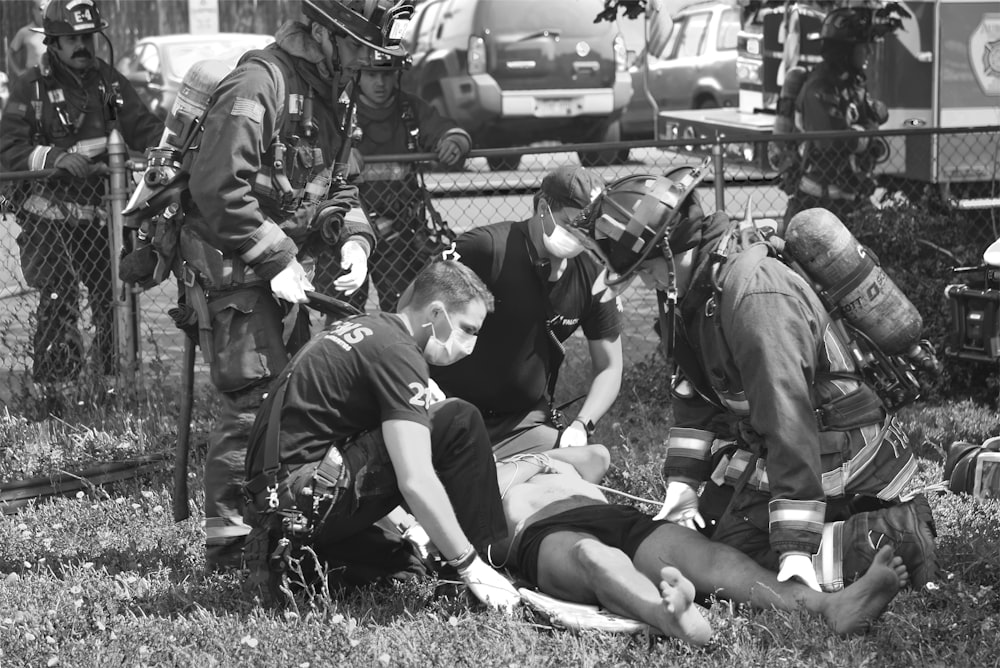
[486,155,522,171]
[578,120,624,167]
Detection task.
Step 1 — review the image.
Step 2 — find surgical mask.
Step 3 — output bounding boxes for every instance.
[540,201,585,258]
[423,309,477,365]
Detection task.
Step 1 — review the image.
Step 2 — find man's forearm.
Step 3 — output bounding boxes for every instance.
[397,476,471,562]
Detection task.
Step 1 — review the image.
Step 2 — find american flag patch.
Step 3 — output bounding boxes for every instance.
[231,98,264,123]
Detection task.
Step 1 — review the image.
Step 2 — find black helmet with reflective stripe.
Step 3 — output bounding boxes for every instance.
[303,0,414,57]
[569,159,709,286]
[34,0,108,37]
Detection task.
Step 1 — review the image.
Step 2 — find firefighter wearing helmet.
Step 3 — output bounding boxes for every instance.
[313,44,472,312]
[781,4,903,226]
[570,164,937,593]
[180,0,413,572]
[0,0,162,383]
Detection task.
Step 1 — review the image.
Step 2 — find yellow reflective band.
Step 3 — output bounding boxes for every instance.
[240,220,287,264]
[29,146,52,171]
[821,466,846,497]
[877,456,918,501]
[769,499,825,533]
[203,517,252,542]
[344,206,368,226]
[666,427,714,461]
[816,520,845,592]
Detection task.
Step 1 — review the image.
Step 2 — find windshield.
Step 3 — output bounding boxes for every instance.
[162,37,272,80]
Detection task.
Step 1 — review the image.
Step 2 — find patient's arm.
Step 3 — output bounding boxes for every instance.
[548,444,610,483]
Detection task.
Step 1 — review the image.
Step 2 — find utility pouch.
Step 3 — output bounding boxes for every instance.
[207,286,290,393]
[815,383,885,431]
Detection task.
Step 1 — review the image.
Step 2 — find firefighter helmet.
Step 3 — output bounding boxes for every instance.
[352,46,412,71]
[302,0,414,57]
[820,7,874,44]
[569,159,709,285]
[34,0,108,37]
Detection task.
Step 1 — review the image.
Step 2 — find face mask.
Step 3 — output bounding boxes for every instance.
[423,309,477,366]
[540,201,585,258]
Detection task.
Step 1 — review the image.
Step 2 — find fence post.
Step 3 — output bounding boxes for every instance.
[106,129,139,391]
[712,136,725,212]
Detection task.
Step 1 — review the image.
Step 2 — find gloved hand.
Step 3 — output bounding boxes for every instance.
[402,523,439,562]
[426,377,447,405]
[652,480,705,529]
[270,259,314,304]
[457,554,521,613]
[558,420,588,448]
[436,134,470,167]
[54,152,92,179]
[777,551,822,592]
[334,239,369,296]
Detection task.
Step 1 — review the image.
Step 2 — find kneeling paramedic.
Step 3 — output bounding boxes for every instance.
[242,260,520,611]
[566,164,937,593]
[182,0,417,570]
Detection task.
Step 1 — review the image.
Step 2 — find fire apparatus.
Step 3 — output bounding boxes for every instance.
[656,0,1000,210]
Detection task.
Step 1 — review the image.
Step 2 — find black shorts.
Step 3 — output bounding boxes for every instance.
[514,504,665,586]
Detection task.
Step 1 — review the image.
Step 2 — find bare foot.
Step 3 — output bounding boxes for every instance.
[657,566,713,646]
[823,545,901,635]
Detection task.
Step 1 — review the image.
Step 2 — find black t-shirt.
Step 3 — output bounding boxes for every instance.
[431,220,621,416]
[247,312,432,476]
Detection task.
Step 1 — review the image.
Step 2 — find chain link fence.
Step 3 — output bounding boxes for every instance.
[1,125,998,409]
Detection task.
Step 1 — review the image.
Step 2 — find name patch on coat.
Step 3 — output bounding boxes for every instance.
[231,98,264,123]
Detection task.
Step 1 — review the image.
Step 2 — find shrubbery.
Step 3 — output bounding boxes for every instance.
[848,199,1000,405]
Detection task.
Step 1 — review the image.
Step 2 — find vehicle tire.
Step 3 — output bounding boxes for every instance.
[486,155,522,171]
[578,120,624,167]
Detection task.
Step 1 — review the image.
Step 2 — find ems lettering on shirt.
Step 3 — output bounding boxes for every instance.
[324,319,374,350]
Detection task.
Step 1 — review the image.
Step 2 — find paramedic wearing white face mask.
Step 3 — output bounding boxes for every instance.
[430,165,624,458]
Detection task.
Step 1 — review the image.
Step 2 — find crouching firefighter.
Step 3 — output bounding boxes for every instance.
[564,162,938,593]
[241,260,521,611]
[166,0,424,572]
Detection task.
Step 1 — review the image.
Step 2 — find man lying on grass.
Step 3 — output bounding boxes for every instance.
[487,445,908,647]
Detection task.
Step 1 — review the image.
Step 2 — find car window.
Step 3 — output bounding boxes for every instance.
[137,44,160,76]
[475,0,611,37]
[674,11,709,58]
[718,8,740,51]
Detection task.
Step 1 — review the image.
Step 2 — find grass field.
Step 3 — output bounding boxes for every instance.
[1,354,999,667]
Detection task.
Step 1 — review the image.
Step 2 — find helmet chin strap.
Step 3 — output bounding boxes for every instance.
[656,242,677,362]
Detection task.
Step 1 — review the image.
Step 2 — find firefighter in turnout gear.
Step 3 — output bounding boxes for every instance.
[782,5,895,225]
[185,0,414,571]
[0,0,162,382]
[567,165,938,593]
[313,46,471,312]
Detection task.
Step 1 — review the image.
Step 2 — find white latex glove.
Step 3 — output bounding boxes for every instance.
[458,556,521,613]
[558,420,588,448]
[777,552,822,592]
[426,377,447,405]
[402,524,438,562]
[652,480,705,529]
[269,259,313,304]
[334,239,369,296]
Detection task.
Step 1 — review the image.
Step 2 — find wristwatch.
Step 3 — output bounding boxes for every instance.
[573,417,596,437]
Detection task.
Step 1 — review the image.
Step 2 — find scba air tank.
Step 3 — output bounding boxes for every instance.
[160,59,234,152]
[783,207,923,354]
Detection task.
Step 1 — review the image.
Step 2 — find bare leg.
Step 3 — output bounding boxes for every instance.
[536,532,713,646]
[632,523,904,636]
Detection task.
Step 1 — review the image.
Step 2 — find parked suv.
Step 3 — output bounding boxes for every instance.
[402,0,633,170]
[620,1,739,139]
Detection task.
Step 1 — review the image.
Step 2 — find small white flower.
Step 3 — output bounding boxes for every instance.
[240,635,259,648]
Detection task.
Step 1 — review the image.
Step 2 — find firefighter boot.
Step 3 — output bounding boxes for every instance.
[242,526,281,606]
[840,494,938,590]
